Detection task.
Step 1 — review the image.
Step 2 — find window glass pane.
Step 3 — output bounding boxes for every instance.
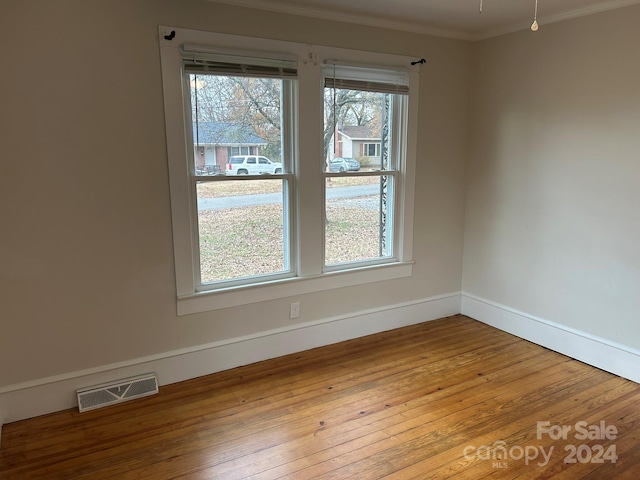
[324,81,399,267]
[325,175,393,265]
[324,88,391,171]
[197,180,286,283]
[190,74,285,174]
[190,72,290,286]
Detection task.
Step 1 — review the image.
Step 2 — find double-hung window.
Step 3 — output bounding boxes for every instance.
[183,47,297,288]
[323,63,409,268]
[159,27,419,315]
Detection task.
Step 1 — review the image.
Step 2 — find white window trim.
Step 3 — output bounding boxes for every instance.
[159,26,419,315]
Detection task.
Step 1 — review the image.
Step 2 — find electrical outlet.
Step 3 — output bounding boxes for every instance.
[290,302,300,319]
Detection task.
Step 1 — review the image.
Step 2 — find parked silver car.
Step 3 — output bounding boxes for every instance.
[329,157,361,172]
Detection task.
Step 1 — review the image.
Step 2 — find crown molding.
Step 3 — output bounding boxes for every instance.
[208,0,640,41]
[207,0,475,41]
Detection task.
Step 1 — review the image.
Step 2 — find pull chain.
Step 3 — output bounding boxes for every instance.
[531,0,539,31]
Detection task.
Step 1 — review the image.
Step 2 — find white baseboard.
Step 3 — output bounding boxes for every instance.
[0,292,461,425]
[462,292,640,384]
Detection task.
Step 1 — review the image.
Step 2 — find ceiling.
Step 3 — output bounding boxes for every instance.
[210,0,640,40]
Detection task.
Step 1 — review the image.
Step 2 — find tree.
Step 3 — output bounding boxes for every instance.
[190,73,385,165]
[323,88,384,166]
[191,74,283,160]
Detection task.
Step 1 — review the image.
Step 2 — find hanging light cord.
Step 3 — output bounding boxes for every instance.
[332,64,337,162]
[531,0,539,31]
[194,75,200,155]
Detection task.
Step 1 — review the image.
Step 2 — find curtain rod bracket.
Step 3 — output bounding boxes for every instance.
[411,58,426,66]
[164,30,176,41]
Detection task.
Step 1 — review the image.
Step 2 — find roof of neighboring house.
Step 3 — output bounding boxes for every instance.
[339,125,380,141]
[192,122,267,146]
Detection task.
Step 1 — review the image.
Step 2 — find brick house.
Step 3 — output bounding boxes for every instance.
[193,122,267,173]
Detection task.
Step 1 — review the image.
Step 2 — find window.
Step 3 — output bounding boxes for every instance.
[323,64,409,267]
[363,143,381,157]
[186,47,296,289]
[229,146,253,156]
[159,27,419,314]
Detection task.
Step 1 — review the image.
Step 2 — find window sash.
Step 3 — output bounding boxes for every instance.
[193,175,295,290]
[185,68,297,290]
[322,88,407,268]
[323,169,399,269]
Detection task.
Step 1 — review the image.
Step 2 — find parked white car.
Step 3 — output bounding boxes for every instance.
[226,155,283,175]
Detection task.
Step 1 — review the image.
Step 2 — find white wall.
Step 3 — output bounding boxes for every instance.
[463,5,640,349]
[0,0,470,421]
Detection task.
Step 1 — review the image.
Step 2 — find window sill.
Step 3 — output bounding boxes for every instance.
[177,261,414,316]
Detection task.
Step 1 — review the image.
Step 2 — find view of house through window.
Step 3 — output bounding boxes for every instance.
[190,73,290,285]
[190,66,406,284]
[324,75,405,266]
[161,36,415,301]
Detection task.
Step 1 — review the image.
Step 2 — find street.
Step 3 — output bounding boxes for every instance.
[197,184,380,211]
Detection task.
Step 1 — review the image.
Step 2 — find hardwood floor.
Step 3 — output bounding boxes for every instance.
[2,314,640,479]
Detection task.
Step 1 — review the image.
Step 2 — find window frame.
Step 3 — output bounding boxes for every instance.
[322,84,408,269]
[159,26,419,315]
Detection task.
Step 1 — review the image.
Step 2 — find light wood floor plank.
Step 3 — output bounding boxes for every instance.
[145,349,557,480]
[288,368,615,479]
[1,315,638,479]
[384,380,639,479]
